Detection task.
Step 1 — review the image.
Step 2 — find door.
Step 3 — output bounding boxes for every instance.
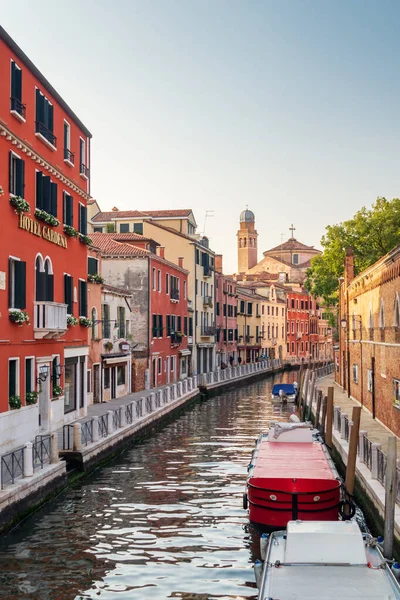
[166,357,170,384]
[111,367,116,399]
[152,359,157,388]
[93,365,100,403]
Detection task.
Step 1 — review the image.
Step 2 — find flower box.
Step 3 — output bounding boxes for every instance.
[79,235,92,245]
[67,314,79,326]
[9,309,30,325]
[34,209,60,227]
[87,273,104,284]
[10,196,30,214]
[79,317,92,327]
[63,224,79,238]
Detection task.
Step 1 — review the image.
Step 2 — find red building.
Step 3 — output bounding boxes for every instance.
[215,255,238,367]
[0,26,92,453]
[286,290,311,360]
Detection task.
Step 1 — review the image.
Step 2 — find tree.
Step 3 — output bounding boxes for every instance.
[305,197,400,304]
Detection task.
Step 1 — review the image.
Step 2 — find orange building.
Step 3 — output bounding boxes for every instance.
[0,26,92,453]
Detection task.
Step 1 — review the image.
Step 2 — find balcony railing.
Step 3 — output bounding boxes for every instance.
[80,163,90,178]
[64,148,75,165]
[10,96,26,119]
[33,301,68,339]
[35,121,57,148]
[170,288,180,301]
[203,265,213,277]
[203,296,213,308]
[201,326,215,336]
[170,332,183,345]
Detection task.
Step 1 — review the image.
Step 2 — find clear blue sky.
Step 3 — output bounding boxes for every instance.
[2,1,400,273]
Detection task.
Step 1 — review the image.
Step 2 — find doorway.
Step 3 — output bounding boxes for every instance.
[111,367,116,399]
[93,365,100,403]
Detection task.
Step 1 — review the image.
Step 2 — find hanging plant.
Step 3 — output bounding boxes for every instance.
[10,196,30,214]
[0,185,4,196]
[87,273,104,284]
[9,396,21,410]
[9,309,30,325]
[34,209,60,227]
[79,234,92,245]
[63,224,79,238]
[25,391,38,405]
[79,317,92,327]
[67,314,79,326]
[52,385,63,397]
[104,340,113,351]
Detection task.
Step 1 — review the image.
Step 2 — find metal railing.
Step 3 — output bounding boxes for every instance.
[343,415,350,442]
[170,288,179,300]
[63,424,74,450]
[98,414,108,438]
[81,420,93,446]
[1,446,25,489]
[35,120,57,147]
[201,326,215,336]
[10,96,26,118]
[363,434,372,470]
[376,447,387,486]
[33,435,51,470]
[64,148,75,164]
[126,403,133,424]
[80,163,90,178]
[113,408,122,430]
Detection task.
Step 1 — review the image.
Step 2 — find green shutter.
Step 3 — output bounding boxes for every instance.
[50,182,57,217]
[9,152,13,194]
[26,359,32,394]
[42,175,51,213]
[80,280,87,317]
[88,257,97,275]
[9,360,17,397]
[36,171,43,209]
[14,260,26,309]
[64,274,73,313]
[16,158,25,198]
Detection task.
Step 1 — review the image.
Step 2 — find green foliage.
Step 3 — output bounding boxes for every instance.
[9,396,21,410]
[25,391,38,405]
[34,209,60,227]
[305,197,400,304]
[53,386,63,397]
[106,223,115,233]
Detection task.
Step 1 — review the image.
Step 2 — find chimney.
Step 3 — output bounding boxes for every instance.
[214,254,223,273]
[112,206,119,212]
[344,247,354,287]
[178,257,184,268]
[156,246,165,259]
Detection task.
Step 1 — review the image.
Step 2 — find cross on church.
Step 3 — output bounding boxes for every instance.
[289,224,296,239]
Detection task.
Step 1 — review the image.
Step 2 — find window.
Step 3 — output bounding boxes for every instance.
[184,281,187,300]
[10,61,25,119]
[8,358,19,399]
[301,342,304,352]
[94,227,103,233]
[133,223,143,235]
[271,307,274,316]
[196,249,200,265]
[247,302,253,316]
[119,223,129,233]
[184,316,188,335]
[117,366,125,386]
[104,368,110,389]
[79,280,88,317]
[63,192,73,226]
[158,270,161,292]
[166,274,169,294]
[189,317,193,336]
[152,268,156,291]
[292,253,299,265]
[35,257,54,302]
[79,203,87,235]
[64,274,73,314]
[291,299,295,309]
[91,308,98,340]
[9,152,25,197]
[79,138,87,175]
[379,300,385,329]
[63,121,74,164]
[291,322,295,333]
[171,355,176,372]
[157,357,162,375]
[8,257,26,309]
[395,294,400,328]
[393,378,400,410]
[87,370,91,394]
[291,342,295,353]
[35,89,55,147]
[267,306,270,315]
[102,304,110,338]
[36,171,57,216]
[25,358,34,395]
[367,369,373,392]
[88,257,98,275]
[117,306,126,338]
[353,364,359,384]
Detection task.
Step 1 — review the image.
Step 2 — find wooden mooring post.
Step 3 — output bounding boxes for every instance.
[315,389,322,429]
[344,406,361,514]
[301,370,310,422]
[325,387,334,449]
[384,436,397,559]
[319,395,327,436]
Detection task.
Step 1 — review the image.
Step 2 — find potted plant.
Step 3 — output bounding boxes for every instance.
[34,209,60,227]
[63,224,79,238]
[10,196,30,214]
[9,309,30,325]
[104,341,113,351]
[67,314,79,326]
[79,234,92,245]
[9,395,21,410]
[87,273,104,284]
[79,317,92,327]
[52,385,63,398]
[25,391,38,405]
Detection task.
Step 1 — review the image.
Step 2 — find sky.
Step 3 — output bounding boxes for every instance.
[2,0,400,273]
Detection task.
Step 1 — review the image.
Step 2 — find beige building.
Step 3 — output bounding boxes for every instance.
[236,287,264,363]
[237,208,258,273]
[88,207,197,237]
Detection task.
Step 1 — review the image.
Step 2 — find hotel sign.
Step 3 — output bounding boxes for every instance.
[18,214,68,249]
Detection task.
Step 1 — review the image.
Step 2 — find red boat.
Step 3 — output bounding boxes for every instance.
[244,422,342,529]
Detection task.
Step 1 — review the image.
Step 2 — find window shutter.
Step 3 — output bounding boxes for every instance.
[152,314,157,337]
[16,158,25,198]
[36,89,44,123]
[184,317,188,335]
[8,258,13,308]
[79,204,87,235]
[8,360,16,398]
[50,182,57,217]
[158,315,163,337]
[102,304,110,338]
[14,260,26,309]
[11,62,17,98]
[36,171,43,209]
[15,66,22,102]
[189,317,193,336]
[88,257,97,275]
[79,280,87,317]
[64,274,73,313]
[9,152,13,194]
[46,274,54,302]
[36,271,46,301]
[177,316,181,332]
[42,175,51,213]
[167,315,171,335]
[48,103,54,134]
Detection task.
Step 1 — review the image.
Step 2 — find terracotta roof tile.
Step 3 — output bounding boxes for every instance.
[92,209,193,223]
[90,234,149,257]
[265,237,320,254]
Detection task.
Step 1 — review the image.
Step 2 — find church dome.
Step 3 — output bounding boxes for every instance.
[240,208,255,222]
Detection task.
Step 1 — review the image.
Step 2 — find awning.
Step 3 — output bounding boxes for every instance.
[179,349,191,356]
[103,356,130,365]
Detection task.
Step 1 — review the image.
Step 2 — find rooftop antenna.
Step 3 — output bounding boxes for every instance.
[201,210,215,235]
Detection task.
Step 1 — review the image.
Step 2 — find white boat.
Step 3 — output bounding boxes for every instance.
[271,383,297,403]
[254,520,400,599]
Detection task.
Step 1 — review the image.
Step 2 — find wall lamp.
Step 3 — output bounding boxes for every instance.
[341,314,362,329]
[52,364,64,380]
[37,365,50,384]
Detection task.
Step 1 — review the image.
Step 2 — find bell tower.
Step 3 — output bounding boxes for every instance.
[237,208,258,273]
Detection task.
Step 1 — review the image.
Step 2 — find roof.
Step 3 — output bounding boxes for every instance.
[91,209,193,223]
[266,237,319,254]
[0,26,91,138]
[102,283,133,297]
[93,232,157,244]
[144,221,215,253]
[240,208,255,222]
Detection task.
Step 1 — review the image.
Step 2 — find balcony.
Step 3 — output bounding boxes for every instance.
[203,265,213,278]
[35,121,57,150]
[296,332,302,340]
[33,301,68,339]
[80,163,90,180]
[170,288,179,302]
[201,326,215,337]
[10,97,26,121]
[64,148,75,166]
[170,332,183,345]
[188,299,194,312]
[203,296,213,308]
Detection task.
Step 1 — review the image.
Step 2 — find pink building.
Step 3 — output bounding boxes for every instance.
[215,255,238,367]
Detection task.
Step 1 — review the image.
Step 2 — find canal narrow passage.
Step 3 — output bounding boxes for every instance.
[0,373,296,600]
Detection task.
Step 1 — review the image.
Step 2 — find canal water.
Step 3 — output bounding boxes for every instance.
[0,373,297,600]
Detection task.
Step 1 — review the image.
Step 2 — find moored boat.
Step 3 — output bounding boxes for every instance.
[244,422,343,529]
[271,383,297,403]
[254,520,400,599]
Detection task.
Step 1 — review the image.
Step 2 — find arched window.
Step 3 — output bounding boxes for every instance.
[394,293,400,328]
[35,255,54,301]
[368,303,374,329]
[91,307,98,340]
[44,258,54,302]
[244,238,247,247]
[379,300,385,329]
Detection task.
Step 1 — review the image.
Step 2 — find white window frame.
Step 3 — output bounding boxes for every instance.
[8,255,21,310]
[157,357,162,375]
[9,150,23,197]
[87,369,92,393]
[10,60,25,123]
[79,137,87,177]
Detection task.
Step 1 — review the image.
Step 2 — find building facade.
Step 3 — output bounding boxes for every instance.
[215,256,238,367]
[237,208,258,273]
[0,26,92,453]
[337,246,400,436]
[286,290,311,360]
[237,287,264,363]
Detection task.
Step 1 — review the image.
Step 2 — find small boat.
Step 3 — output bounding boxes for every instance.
[244,422,344,529]
[271,383,297,403]
[254,520,400,599]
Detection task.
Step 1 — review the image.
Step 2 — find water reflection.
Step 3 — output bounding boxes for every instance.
[0,373,296,600]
